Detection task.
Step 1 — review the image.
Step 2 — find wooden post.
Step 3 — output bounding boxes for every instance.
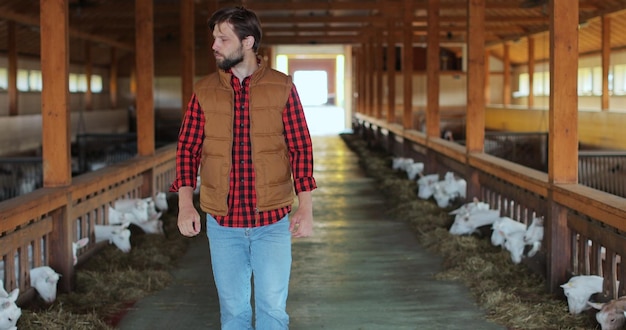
[109,47,118,108]
[528,36,535,108]
[547,0,579,294]
[375,28,383,119]
[40,0,73,293]
[402,0,413,130]
[426,0,440,139]
[465,0,485,153]
[207,0,218,75]
[503,42,511,106]
[601,16,610,111]
[135,0,155,157]
[181,0,195,118]
[386,19,396,124]
[84,41,93,111]
[366,34,374,117]
[7,20,18,116]
[484,50,490,106]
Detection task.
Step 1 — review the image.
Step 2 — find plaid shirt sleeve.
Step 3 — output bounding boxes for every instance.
[169,93,205,192]
[283,84,317,194]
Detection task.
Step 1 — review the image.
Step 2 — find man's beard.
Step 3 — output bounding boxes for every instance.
[216,48,244,71]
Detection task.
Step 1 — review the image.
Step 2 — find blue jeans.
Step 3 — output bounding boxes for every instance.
[206,214,292,330]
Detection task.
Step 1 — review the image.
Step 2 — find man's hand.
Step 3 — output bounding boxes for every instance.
[177,187,201,237]
[290,191,313,238]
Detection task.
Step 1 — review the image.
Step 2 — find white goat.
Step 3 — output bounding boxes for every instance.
[72,237,89,266]
[524,216,544,257]
[392,157,413,171]
[131,218,164,235]
[405,162,425,181]
[588,296,626,330]
[95,222,132,253]
[29,266,61,303]
[448,197,490,216]
[490,216,527,247]
[0,282,20,330]
[113,198,149,223]
[417,174,440,200]
[449,209,500,236]
[433,172,467,208]
[561,275,604,315]
[154,192,169,212]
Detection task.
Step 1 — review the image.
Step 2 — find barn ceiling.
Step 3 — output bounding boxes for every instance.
[0,0,625,67]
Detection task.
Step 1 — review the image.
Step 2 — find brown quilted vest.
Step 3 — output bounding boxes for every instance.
[193,62,295,216]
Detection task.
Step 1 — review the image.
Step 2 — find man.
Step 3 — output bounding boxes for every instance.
[170,6,317,330]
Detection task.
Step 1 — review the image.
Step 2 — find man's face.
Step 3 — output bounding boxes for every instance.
[212,22,245,71]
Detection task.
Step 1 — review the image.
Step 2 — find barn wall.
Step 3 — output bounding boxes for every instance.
[0,109,128,156]
[485,106,626,150]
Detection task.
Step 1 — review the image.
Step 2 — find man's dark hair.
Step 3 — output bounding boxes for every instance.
[208,6,262,52]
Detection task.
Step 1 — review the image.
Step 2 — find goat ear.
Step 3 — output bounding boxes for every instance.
[8,288,19,301]
[587,301,604,310]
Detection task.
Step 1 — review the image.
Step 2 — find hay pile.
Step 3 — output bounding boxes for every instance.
[16,196,190,330]
[340,133,599,330]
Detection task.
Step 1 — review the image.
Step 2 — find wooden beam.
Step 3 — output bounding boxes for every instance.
[386,20,396,124]
[109,47,118,108]
[426,0,441,139]
[601,15,610,111]
[7,21,18,116]
[0,9,134,51]
[528,36,535,108]
[84,41,93,111]
[375,29,383,120]
[40,0,73,294]
[503,42,511,106]
[135,0,155,156]
[547,0,579,295]
[181,0,195,117]
[484,50,490,105]
[465,0,485,153]
[402,0,413,130]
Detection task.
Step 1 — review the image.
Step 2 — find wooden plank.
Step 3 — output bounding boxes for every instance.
[0,217,53,257]
[552,183,626,232]
[0,188,66,235]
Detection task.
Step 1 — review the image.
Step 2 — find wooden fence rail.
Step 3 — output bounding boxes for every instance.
[0,143,176,303]
[355,113,626,295]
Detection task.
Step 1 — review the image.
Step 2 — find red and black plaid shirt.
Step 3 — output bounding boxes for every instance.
[170,72,317,228]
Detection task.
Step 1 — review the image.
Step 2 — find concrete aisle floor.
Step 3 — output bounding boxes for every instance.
[117,135,505,330]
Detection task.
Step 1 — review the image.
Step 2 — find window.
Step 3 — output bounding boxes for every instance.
[17,69,29,91]
[91,75,103,92]
[614,64,626,94]
[293,70,328,106]
[532,72,549,96]
[578,67,593,95]
[29,70,42,91]
[0,68,7,90]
